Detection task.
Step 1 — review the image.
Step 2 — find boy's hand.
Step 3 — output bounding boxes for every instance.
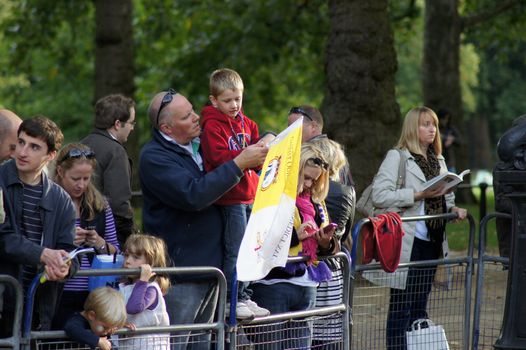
[259,133,276,147]
[98,336,112,350]
[139,264,155,282]
[125,322,137,331]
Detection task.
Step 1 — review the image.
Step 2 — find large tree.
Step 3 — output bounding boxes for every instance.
[323,0,400,192]
[423,0,524,172]
[94,0,134,100]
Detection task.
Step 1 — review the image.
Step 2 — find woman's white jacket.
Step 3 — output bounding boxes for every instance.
[366,148,455,290]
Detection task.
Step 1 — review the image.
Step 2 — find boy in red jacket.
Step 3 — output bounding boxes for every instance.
[200,68,270,319]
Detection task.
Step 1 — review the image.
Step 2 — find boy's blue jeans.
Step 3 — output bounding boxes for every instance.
[221,204,252,302]
[250,282,317,350]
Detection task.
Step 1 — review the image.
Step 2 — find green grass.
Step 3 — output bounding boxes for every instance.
[447,186,499,254]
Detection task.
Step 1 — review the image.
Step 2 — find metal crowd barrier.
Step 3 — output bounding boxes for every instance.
[0,275,24,349]
[22,266,227,350]
[14,253,351,350]
[472,212,510,350]
[230,252,351,350]
[349,212,476,350]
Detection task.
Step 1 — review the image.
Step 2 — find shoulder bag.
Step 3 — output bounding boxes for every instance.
[356,149,407,217]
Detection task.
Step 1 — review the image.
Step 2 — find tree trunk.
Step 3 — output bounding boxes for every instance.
[94,0,134,100]
[94,0,139,189]
[322,0,400,194]
[423,0,475,203]
[423,0,462,119]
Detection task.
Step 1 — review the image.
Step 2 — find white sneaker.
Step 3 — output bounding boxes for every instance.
[244,299,270,317]
[235,302,255,319]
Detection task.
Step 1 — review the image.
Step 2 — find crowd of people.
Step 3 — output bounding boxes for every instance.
[0,68,468,350]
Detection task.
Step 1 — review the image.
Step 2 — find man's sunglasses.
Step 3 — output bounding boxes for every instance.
[307,157,329,170]
[60,149,95,163]
[289,106,313,122]
[156,88,177,126]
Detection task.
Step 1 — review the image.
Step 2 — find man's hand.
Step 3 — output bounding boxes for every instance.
[233,143,268,171]
[40,248,70,281]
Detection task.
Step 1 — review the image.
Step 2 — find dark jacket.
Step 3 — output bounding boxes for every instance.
[0,160,77,330]
[139,129,243,271]
[82,129,133,220]
[325,180,355,242]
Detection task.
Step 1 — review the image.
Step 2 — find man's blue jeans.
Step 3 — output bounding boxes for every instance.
[250,282,317,350]
[221,204,252,301]
[164,280,218,350]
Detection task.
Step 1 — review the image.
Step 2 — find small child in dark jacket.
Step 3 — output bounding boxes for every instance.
[64,287,127,350]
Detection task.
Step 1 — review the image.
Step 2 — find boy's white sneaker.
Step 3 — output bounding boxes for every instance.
[235,302,255,319]
[244,299,270,317]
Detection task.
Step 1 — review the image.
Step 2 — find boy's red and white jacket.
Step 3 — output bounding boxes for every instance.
[200,105,260,205]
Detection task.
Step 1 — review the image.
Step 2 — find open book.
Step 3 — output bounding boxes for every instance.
[422,169,470,191]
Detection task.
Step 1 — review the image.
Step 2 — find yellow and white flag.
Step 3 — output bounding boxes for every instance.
[237,118,303,281]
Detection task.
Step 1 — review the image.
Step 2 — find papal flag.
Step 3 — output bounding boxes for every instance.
[237,118,303,281]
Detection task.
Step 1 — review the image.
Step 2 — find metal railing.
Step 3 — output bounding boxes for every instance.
[350,212,476,349]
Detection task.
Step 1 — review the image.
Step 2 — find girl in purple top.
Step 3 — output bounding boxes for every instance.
[119,234,170,349]
[52,143,120,330]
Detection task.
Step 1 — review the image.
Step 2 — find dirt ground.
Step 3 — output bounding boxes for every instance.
[351,252,508,350]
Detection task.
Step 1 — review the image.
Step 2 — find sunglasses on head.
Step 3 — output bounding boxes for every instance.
[60,149,95,163]
[156,88,177,127]
[289,106,313,122]
[307,157,329,170]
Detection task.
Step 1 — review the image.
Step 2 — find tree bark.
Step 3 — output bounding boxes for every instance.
[94,0,139,189]
[94,0,134,100]
[322,0,400,194]
[422,0,477,202]
[423,0,462,119]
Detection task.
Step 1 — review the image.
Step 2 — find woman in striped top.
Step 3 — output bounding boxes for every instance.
[51,143,120,330]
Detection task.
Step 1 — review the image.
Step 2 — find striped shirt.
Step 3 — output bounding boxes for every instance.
[313,258,345,341]
[63,204,120,292]
[21,183,44,291]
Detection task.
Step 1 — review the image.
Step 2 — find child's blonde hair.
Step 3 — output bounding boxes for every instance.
[84,287,127,328]
[209,68,244,97]
[123,234,170,294]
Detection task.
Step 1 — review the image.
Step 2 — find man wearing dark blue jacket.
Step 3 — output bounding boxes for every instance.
[140,90,267,349]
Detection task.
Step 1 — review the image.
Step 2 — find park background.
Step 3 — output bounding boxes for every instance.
[1,0,525,252]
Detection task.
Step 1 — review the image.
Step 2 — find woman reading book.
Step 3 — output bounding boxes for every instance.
[371,106,467,350]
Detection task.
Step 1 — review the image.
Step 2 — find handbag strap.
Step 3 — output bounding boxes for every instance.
[394,148,407,189]
[411,318,435,330]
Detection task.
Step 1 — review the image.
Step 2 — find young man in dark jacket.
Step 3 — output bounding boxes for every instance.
[0,116,77,334]
[82,94,136,246]
[140,89,267,349]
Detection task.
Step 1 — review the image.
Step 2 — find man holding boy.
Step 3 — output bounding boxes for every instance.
[82,94,136,246]
[200,68,269,319]
[0,116,77,332]
[140,89,267,348]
